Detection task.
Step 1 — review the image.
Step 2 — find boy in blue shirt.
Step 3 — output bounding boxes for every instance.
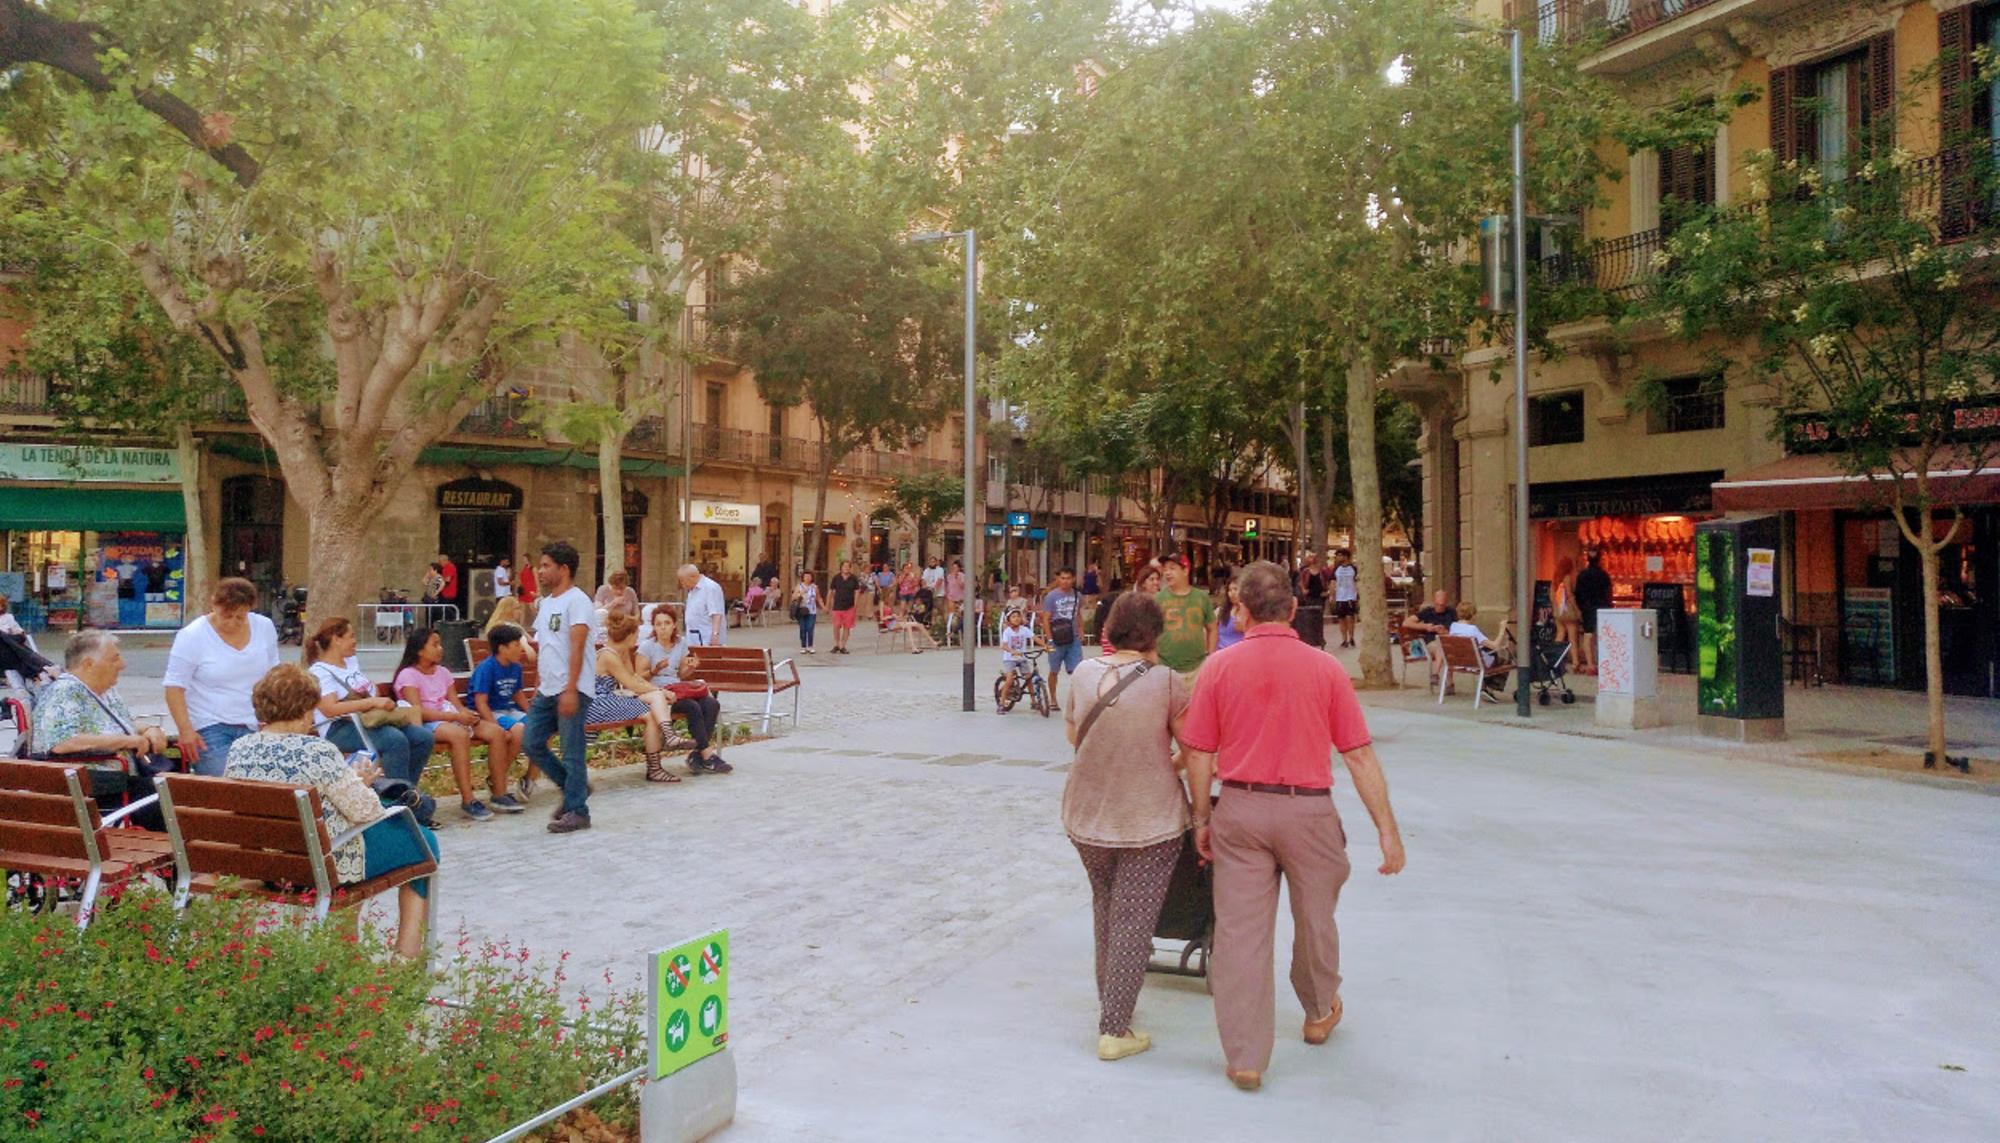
[467,623,532,813]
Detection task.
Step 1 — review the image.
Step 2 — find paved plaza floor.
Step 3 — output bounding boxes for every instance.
[18,622,2000,1139]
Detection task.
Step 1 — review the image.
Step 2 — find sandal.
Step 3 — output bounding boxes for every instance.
[645,759,682,784]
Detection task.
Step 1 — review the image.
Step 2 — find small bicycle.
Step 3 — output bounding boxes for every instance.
[993,647,1051,717]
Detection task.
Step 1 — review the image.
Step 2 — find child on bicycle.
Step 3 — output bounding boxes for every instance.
[998,607,1046,706]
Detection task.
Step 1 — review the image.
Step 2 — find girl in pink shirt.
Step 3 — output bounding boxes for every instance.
[393,627,508,822]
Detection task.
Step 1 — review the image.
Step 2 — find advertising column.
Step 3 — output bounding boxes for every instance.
[1694,515,1785,741]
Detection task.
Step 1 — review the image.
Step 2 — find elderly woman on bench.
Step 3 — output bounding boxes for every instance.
[225,664,440,959]
[29,630,169,826]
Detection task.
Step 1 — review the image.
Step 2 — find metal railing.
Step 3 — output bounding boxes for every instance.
[457,394,538,438]
[1527,0,1722,48]
[0,373,49,413]
[1656,387,1725,433]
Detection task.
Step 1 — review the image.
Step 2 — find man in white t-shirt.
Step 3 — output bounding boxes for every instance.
[1447,601,1505,669]
[526,542,597,833]
[494,558,512,599]
[678,563,727,646]
[922,557,945,595]
[1330,549,1360,649]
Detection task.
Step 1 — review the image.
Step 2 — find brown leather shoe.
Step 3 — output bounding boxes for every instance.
[1303,996,1344,1045]
[1224,1067,1262,1091]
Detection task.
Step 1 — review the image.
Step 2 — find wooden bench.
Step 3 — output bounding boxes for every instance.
[691,645,800,733]
[1435,635,1512,709]
[1389,613,1432,687]
[373,670,646,756]
[152,773,437,947]
[0,759,172,929]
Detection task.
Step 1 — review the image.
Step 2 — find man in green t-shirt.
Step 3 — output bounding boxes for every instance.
[1155,553,1217,673]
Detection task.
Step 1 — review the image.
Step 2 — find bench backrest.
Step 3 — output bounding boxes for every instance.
[466,637,490,666]
[1437,635,1487,670]
[0,760,104,864]
[156,773,335,891]
[692,645,775,687]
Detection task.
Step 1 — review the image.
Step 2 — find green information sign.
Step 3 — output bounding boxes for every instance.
[651,929,728,1080]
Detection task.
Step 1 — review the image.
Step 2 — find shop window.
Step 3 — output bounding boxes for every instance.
[1527,392,1586,447]
[1650,376,1725,434]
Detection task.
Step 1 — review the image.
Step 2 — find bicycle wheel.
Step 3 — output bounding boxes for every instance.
[1029,675,1050,718]
[993,675,1015,712]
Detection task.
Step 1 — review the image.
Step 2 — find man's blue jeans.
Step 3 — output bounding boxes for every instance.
[523,693,589,818]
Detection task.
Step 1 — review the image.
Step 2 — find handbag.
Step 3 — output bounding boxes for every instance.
[1552,584,1580,623]
[666,681,710,701]
[1049,616,1076,646]
[359,706,421,729]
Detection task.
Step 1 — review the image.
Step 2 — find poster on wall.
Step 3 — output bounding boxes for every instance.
[96,532,186,629]
[1746,548,1775,597]
[1695,529,1738,715]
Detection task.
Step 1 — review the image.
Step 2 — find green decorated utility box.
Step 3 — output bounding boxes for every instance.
[1694,516,1785,741]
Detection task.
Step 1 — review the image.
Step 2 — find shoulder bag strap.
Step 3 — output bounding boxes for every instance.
[1074,661,1152,748]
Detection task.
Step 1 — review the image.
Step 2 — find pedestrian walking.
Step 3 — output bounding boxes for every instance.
[678,563,728,647]
[1040,567,1084,711]
[1182,561,1405,1091]
[1550,556,1582,662]
[438,553,461,614]
[1331,549,1360,648]
[516,553,538,607]
[1216,580,1245,651]
[828,560,861,654]
[1573,551,1613,674]
[1063,592,1205,1062]
[791,571,821,653]
[1154,554,1216,675]
[526,542,597,834]
[494,557,513,600]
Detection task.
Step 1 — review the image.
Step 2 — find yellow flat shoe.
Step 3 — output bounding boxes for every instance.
[1097,1031,1152,1061]
[1304,995,1344,1045]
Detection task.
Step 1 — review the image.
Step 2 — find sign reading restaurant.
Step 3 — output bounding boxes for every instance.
[435,477,524,512]
[1,443,182,484]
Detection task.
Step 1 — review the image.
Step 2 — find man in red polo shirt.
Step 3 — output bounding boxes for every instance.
[1183,560,1406,1091]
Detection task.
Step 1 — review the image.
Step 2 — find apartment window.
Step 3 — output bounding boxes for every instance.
[1527,391,1586,447]
[1649,376,1725,434]
[1657,104,1715,233]
[768,405,785,461]
[705,383,726,426]
[1770,37,1894,176]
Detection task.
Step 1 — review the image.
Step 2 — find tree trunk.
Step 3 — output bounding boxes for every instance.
[1917,537,1948,763]
[303,496,389,644]
[1345,348,1393,688]
[1287,401,1314,566]
[173,423,210,616]
[1316,404,1338,558]
[811,426,835,576]
[598,432,625,589]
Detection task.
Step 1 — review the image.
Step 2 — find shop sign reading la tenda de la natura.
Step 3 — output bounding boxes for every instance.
[0,443,182,484]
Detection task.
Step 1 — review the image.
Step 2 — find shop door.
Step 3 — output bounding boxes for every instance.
[1937,510,1996,697]
[440,513,517,574]
[220,476,285,600]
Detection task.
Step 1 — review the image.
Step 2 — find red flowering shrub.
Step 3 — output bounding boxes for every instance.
[0,886,641,1140]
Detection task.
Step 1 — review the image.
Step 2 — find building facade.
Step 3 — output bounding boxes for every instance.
[1404,0,1999,697]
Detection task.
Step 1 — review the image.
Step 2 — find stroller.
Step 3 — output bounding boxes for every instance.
[1147,833,1214,987]
[1521,622,1576,706]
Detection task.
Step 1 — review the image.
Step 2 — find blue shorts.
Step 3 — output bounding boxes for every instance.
[1051,640,1083,674]
[494,710,527,731]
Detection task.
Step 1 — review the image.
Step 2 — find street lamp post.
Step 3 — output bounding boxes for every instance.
[1506,28,1533,719]
[912,228,979,712]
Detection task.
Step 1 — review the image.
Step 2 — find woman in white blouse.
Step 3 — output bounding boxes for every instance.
[163,578,281,775]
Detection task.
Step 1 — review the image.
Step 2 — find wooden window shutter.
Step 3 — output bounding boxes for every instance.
[1939,7,1976,240]
[1864,32,1896,138]
[1768,65,1796,162]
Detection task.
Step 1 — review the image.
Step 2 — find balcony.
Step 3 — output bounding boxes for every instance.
[0,373,49,414]
[1545,146,1995,320]
[684,304,736,366]
[455,393,537,439]
[1525,0,1817,75]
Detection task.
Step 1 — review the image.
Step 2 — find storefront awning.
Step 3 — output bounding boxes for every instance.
[1712,453,2000,512]
[0,486,187,531]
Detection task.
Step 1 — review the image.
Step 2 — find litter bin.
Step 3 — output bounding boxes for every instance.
[436,619,478,671]
[1292,599,1326,647]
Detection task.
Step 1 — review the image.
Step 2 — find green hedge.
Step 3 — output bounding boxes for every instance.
[0,886,640,1141]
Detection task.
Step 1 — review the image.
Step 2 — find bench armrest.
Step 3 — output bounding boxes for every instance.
[331,802,416,852]
[102,794,160,828]
[770,657,800,687]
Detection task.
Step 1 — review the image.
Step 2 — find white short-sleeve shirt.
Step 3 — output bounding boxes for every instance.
[494,565,512,597]
[534,587,598,697]
[162,612,281,729]
[683,575,727,646]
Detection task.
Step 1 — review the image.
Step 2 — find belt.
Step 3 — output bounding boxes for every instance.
[1221,779,1330,797]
